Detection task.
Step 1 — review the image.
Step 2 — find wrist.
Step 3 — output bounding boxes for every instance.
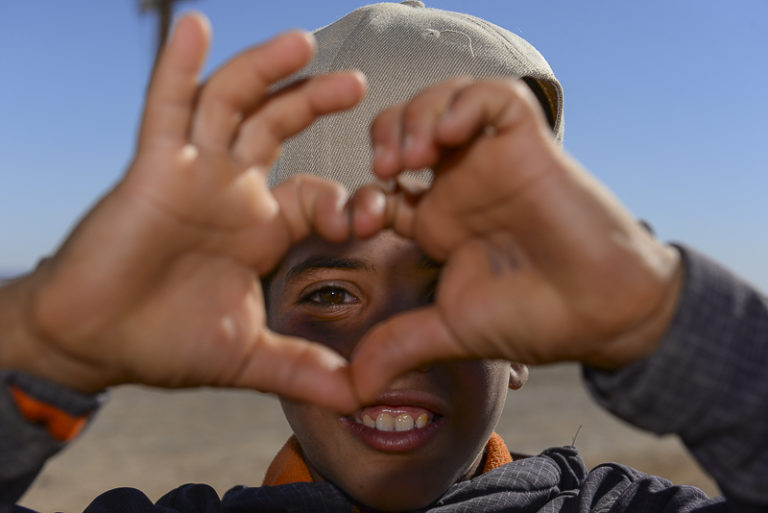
[4,370,104,441]
[0,265,110,394]
[0,270,45,373]
[582,243,684,370]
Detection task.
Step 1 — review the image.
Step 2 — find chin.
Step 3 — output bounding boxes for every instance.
[346,486,442,512]
[323,460,464,512]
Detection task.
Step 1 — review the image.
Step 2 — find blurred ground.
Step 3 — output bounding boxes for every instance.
[19,363,717,511]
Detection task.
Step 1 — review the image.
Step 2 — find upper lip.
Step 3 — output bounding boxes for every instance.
[354,389,449,417]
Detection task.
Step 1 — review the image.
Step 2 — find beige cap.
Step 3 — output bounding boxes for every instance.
[270,1,563,190]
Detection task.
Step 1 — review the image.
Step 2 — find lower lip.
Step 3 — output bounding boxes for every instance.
[339,416,446,453]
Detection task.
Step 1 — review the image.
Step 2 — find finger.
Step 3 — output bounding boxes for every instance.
[370,77,473,178]
[348,185,388,238]
[272,174,351,242]
[213,175,351,275]
[138,13,210,149]
[234,331,358,413]
[435,79,547,147]
[232,71,366,166]
[350,181,433,244]
[399,76,473,170]
[190,30,317,151]
[371,104,405,179]
[350,307,469,403]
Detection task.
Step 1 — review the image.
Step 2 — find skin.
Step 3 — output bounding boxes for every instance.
[0,14,376,412]
[0,16,679,407]
[352,77,682,401]
[267,231,526,511]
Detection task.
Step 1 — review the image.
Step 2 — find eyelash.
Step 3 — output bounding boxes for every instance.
[299,285,359,308]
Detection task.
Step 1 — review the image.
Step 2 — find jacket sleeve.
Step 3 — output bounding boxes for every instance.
[0,370,103,512]
[584,245,768,509]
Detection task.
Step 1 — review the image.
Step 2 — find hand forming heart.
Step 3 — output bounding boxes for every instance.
[349,77,682,402]
[4,15,682,413]
[6,14,376,412]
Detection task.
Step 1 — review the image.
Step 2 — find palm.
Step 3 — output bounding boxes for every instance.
[433,238,575,364]
[102,149,283,387]
[23,16,366,412]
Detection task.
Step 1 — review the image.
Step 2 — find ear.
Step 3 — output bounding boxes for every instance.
[508,362,528,390]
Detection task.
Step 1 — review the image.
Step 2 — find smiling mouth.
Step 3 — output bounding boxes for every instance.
[342,404,444,453]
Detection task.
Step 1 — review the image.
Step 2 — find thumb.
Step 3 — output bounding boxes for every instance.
[350,307,468,403]
[232,330,359,413]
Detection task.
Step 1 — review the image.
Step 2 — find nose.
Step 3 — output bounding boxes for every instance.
[333,290,432,360]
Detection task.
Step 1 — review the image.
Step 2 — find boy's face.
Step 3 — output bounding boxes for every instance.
[267,231,517,511]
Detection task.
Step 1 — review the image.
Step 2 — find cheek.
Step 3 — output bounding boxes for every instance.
[281,400,323,438]
[452,361,510,429]
[280,400,336,466]
[271,313,366,358]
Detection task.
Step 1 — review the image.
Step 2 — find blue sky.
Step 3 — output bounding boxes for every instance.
[1,1,766,291]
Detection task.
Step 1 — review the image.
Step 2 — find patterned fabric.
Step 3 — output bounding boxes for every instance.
[0,371,102,511]
[78,446,722,512]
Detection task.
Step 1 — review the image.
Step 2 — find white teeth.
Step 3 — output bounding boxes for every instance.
[395,414,414,432]
[357,411,433,431]
[376,412,395,431]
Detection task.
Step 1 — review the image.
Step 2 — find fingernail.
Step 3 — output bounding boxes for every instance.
[373,144,386,161]
[403,134,415,152]
[373,144,394,171]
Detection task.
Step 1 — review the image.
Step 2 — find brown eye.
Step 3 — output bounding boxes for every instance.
[301,286,358,307]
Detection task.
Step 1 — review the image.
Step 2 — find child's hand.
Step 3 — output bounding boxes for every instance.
[351,78,682,401]
[8,14,366,412]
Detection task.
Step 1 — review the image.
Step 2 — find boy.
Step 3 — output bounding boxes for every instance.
[0,2,765,512]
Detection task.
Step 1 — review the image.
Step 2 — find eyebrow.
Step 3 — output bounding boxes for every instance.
[285,255,374,281]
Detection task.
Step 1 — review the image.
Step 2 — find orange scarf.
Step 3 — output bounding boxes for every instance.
[262,432,513,487]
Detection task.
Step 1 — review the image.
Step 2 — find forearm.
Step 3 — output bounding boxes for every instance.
[0,370,103,510]
[584,245,768,506]
[0,273,42,378]
[0,275,105,509]
[0,266,114,395]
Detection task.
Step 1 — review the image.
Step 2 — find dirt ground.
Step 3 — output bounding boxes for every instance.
[18,363,717,512]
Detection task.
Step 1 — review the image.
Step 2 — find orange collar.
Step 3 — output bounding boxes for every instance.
[262,432,512,487]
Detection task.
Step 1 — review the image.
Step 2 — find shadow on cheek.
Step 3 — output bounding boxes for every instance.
[279,317,362,358]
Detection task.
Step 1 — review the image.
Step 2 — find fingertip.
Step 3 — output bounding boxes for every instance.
[310,353,360,413]
[278,29,318,65]
[372,144,400,178]
[326,69,367,111]
[348,326,403,404]
[296,29,317,52]
[351,69,368,96]
[183,11,211,35]
[350,360,390,405]
[350,186,387,238]
[401,134,438,171]
[255,331,360,413]
[314,183,352,243]
[170,11,211,56]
